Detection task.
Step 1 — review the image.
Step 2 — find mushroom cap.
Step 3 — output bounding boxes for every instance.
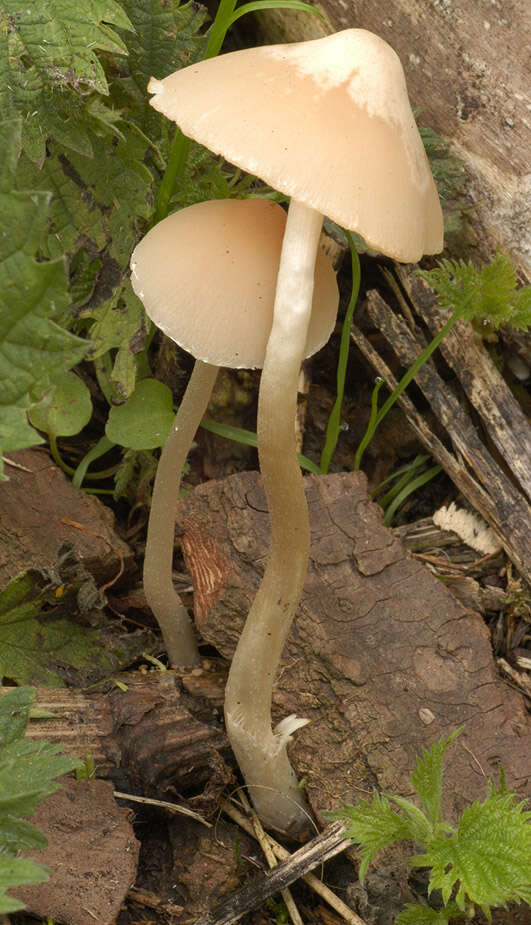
[148,29,444,263]
[130,198,339,369]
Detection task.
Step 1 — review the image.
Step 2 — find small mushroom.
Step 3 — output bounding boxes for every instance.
[130,197,338,667]
[148,29,444,833]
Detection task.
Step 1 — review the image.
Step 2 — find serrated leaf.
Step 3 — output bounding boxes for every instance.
[1,0,134,162]
[0,855,49,913]
[0,686,35,745]
[410,789,531,914]
[410,729,462,829]
[396,902,461,924]
[106,378,174,449]
[111,0,208,136]
[0,119,89,461]
[0,817,48,854]
[333,793,416,882]
[419,253,530,332]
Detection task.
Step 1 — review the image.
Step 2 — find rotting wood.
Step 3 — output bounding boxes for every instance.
[192,821,352,925]
[350,290,531,586]
[3,672,228,798]
[397,267,531,504]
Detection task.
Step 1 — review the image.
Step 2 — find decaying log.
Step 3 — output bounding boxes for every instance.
[250,1,531,277]
[350,276,531,585]
[176,470,531,831]
[11,672,228,798]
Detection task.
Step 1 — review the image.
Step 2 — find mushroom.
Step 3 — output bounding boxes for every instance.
[130,197,338,667]
[148,29,444,833]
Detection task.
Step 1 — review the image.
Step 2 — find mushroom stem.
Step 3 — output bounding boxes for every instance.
[144,359,219,667]
[225,199,323,835]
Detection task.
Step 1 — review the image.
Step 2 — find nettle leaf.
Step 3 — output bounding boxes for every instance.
[1,0,133,163]
[396,902,462,924]
[0,119,88,471]
[0,687,80,914]
[111,0,208,136]
[411,787,531,914]
[333,793,417,882]
[410,729,462,830]
[106,378,174,449]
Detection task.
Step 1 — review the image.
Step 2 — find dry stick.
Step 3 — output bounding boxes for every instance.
[238,793,304,925]
[194,818,357,925]
[222,800,364,925]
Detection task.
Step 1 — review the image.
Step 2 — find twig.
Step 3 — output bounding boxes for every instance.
[114,790,211,827]
[239,792,304,925]
[222,799,364,924]
[194,815,359,925]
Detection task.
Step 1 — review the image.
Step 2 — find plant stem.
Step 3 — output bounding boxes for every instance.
[353,310,459,470]
[225,199,322,836]
[143,360,219,666]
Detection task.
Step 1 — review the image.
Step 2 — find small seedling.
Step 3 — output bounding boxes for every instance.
[332,729,531,923]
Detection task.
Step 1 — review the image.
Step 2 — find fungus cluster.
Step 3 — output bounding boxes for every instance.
[132,28,444,836]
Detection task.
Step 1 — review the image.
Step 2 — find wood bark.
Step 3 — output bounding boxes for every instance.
[250,0,531,277]
[176,470,531,831]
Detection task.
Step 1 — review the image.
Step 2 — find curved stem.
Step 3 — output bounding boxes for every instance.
[225,200,323,835]
[143,360,219,666]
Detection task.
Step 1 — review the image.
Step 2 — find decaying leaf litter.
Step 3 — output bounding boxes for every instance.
[0,0,530,923]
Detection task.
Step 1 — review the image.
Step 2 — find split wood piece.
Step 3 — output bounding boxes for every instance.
[193,821,352,925]
[397,267,531,504]
[350,292,531,586]
[11,672,227,799]
[176,470,531,831]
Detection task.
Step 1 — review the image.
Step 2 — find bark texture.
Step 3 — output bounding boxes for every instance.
[177,470,530,825]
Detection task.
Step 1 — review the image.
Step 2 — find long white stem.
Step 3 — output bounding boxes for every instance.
[225,200,323,836]
[144,360,219,666]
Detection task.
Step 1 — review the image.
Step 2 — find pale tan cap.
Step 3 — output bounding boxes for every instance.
[130,198,339,368]
[148,29,444,263]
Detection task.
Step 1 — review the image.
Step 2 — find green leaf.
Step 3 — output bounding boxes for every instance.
[0,570,116,687]
[1,0,133,162]
[410,729,463,830]
[29,371,92,438]
[0,119,89,463]
[0,856,49,913]
[419,253,530,332]
[410,788,531,914]
[0,686,81,912]
[332,793,417,882]
[106,378,174,450]
[112,0,208,136]
[396,902,461,924]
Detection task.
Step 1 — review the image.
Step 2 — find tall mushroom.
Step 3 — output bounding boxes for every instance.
[148,29,444,833]
[130,197,338,667]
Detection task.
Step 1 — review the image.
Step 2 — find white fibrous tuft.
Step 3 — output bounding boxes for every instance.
[433,502,502,554]
[274,715,310,744]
